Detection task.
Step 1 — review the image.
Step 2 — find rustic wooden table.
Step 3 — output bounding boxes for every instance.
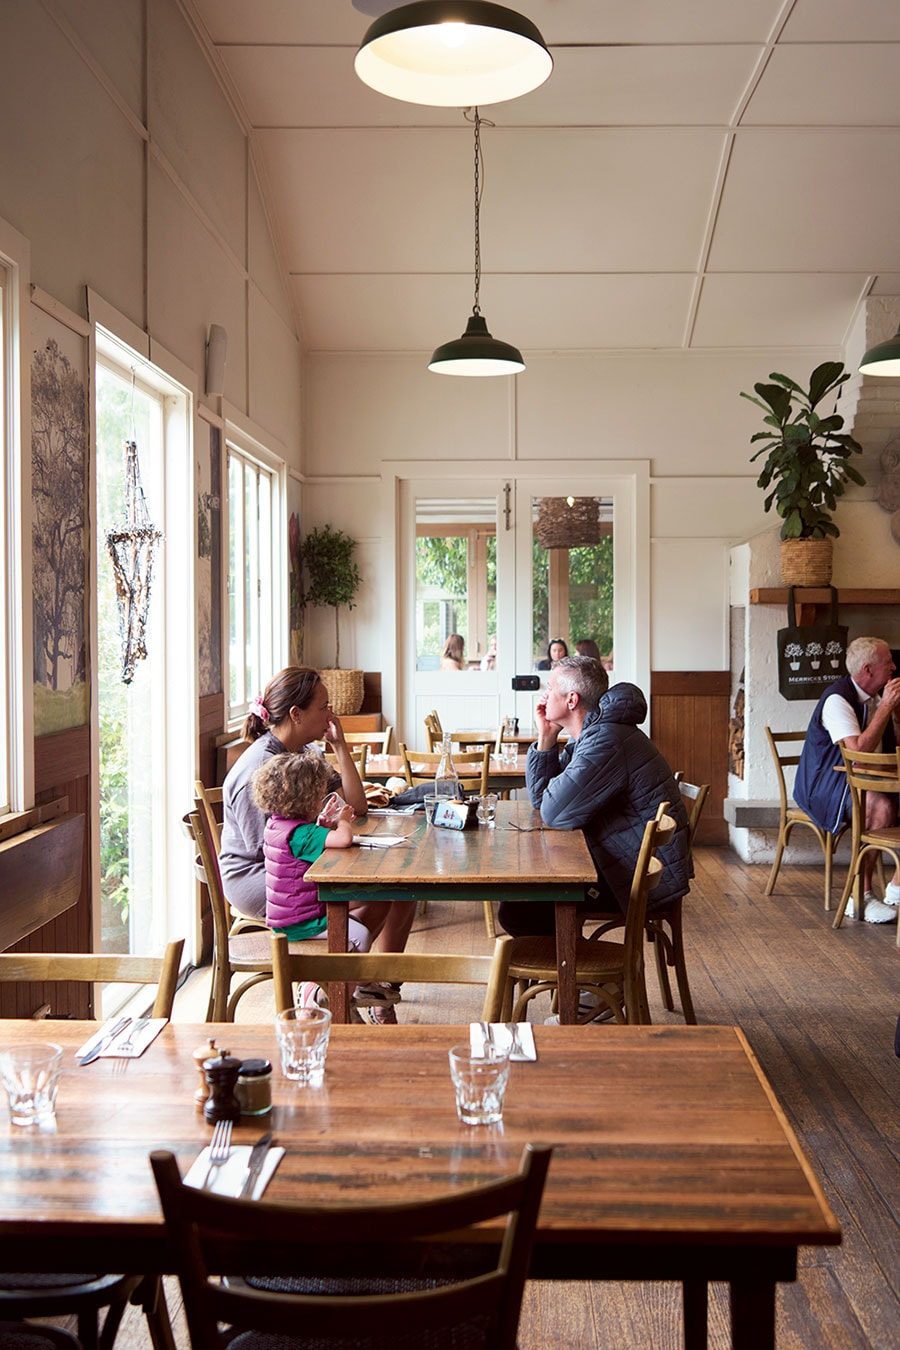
[363,752,529,794]
[0,1021,840,1350]
[308,800,594,1024]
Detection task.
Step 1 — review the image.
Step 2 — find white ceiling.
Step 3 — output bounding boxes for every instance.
[186,0,900,361]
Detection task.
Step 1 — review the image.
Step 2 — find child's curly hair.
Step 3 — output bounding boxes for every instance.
[250,750,330,822]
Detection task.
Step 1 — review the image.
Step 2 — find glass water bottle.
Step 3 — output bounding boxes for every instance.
[435,732,460,799]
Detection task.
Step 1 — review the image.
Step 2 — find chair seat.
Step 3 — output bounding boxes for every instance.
[230,931,329,969]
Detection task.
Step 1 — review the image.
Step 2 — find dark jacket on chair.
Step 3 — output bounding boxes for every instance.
[526,682,692,915]
[794,673,896,835]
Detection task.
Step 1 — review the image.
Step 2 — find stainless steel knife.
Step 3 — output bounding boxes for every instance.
[77,1016,131,1066]
[238,1132,273,1199]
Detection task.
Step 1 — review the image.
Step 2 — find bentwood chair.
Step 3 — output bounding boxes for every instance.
[0,1326,85,1350]
[399,743,490,796]
[832,744,900,942]
[0,942,183,1350]
[193,782,267,939]
[324,743,367,777]
[644,778,709,1023]
[500,809,676,1026]
[764,728,847,910]
[423,709,444,750]
[151,1138,552,1350]
[272,932,513,1023]
[187,810,327,1022]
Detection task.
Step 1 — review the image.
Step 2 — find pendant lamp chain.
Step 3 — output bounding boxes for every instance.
[472,107,482,315]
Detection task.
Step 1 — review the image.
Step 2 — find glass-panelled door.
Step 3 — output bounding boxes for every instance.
[397,465,647,746]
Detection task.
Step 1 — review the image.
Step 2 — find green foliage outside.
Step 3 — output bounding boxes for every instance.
[532,536,614,661]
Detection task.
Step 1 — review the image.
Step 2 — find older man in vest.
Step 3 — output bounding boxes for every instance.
[795,636,900,922]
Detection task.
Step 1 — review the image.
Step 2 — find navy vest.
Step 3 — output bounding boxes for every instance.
[794,674,896,834]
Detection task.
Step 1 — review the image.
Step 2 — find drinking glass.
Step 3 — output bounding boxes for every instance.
[317,792,349,828]
[501,741,518,767]
[0,1043,63,1126]
[448,1043,511,1125]
[423,793,440,824]
[476,793,498,825]
[275,1007,331,1084]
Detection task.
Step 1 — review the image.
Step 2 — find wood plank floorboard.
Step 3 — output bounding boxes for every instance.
[42,847,900,1349]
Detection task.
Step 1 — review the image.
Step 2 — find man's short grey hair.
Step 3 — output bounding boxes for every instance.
[845,636,890,678]
[553,654,609,709]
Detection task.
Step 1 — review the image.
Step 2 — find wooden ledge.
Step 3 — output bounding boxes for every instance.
[750,588,900,606]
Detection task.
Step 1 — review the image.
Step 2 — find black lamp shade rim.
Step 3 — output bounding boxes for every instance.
[359,2,549,52]
[429,312,525,373]
[860,324,900,375]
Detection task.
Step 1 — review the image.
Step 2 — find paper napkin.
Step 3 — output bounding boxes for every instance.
[75,1016,168,1061]
[353,834,409,848]
[469,1022,537,1062]
[184,1143,285,1198]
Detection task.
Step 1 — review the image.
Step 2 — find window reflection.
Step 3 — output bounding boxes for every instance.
[415,497,496,671]
[532,497,614,671]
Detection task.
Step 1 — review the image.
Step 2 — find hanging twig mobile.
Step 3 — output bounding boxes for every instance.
[105,438,163,683]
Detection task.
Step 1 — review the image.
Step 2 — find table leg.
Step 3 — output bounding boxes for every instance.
[682,1279,708,1350]
[730,1279,775,1350]
[325,901,350,1023]
[555,900,578,1024]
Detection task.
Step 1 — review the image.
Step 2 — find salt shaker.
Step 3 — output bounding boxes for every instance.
[193,1037,217,1108]
[202,1048,242,1124]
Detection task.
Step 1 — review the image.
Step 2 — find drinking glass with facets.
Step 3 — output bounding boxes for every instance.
[275,1007,331,1084]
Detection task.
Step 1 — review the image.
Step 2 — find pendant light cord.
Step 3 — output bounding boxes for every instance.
[466,107,494,316]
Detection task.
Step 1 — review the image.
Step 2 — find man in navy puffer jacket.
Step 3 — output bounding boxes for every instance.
[498,656,691,937]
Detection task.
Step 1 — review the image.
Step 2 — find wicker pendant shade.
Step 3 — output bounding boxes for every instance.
[536,497,607,549]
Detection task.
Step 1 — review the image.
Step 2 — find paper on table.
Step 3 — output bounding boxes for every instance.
[469,1022,537,1062]
[353,834,409,848]
[184,1144,285,1198]
[366,807,417,816]
[75,1017,168,1061]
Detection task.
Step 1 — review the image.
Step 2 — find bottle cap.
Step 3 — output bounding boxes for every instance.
[238,1058,272,1077]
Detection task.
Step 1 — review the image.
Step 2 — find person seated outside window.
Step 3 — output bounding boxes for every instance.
[498,655,691,938]
[536,638,568,670]
[575,638,600,660]
[440,633,466,670]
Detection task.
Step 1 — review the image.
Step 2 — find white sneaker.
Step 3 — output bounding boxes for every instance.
[884,882,900,906]
[864,896,898,924]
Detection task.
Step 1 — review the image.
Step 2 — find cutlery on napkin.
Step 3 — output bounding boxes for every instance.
[185,1141,284,1198]
[75,1017,168,1063]
[470,1022,537,1062]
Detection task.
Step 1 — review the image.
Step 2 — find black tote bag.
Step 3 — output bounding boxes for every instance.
[777,587,848,701]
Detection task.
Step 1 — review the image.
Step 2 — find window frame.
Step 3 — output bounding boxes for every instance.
[224,419,287,727]
[0,217,33,816]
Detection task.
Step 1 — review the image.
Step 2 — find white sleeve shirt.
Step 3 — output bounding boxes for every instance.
[821,680,878,745]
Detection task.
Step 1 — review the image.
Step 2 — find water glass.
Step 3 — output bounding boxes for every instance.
[0,1043,63,1126]
[448,1043,511,1125]
[476,793,498,825]
[317,792,349,828]
[275,1007,331,1084]
[423,793,440,824]
[501,741,518,767]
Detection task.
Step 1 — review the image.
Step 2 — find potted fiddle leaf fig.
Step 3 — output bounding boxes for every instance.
[741,361,865,585]
[301,524,364,714]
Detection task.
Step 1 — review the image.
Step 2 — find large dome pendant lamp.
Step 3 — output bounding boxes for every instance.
[429,108,525,377]
[354,2,552,108]
[859,324,900,377]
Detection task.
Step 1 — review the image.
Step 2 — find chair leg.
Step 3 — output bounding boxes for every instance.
[651,928,675,1012]
[667,904,697,1025]
[483,901,496,940]
[133,1277,175,1350]
[823,833,834,911]
[764,825,790,897]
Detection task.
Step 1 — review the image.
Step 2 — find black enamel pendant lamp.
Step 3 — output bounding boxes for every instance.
[859,325,900,377]
[354,2,552,107]
[428,108,525,377]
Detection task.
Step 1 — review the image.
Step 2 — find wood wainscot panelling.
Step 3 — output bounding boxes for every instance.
[650,672,730,845]
[1,726,92,1018]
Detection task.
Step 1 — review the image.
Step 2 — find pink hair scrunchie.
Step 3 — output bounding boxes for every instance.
[249,695,270,724]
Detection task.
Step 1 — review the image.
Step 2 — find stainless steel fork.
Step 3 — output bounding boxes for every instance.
[200,1118,233,1190]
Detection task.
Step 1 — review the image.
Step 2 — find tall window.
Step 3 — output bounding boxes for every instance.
[226,433,284,722]
[415,498,497,670]
[0,227,28,818]
[0,259,10,814]
[94,330,193,960]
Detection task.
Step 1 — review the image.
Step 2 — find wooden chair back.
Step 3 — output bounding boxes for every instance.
[193,780,223,855]
[835,745,900,924]
[324,743,367,777]
[150,1138,552,1350]
[676,778,710,850]
[399,743,490,796]
[620,807,676,1022]
[764,728,806,817]
[0,940,184,1020]
[424,710,443,750]
[271,933,513,1023]
[345,726,394,757]
[187,809,279,1021]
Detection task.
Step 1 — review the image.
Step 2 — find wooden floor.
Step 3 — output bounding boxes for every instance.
[94,846,900,1348]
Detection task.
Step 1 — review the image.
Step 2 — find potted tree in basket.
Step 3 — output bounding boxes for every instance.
[301,524,364,715]
[741,361,865,585]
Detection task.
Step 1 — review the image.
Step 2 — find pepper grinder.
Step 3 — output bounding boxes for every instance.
[202,1048,242,1124]
[193,1037,217,1108]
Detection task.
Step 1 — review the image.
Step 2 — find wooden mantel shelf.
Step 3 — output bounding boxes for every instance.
[750,588,900,606]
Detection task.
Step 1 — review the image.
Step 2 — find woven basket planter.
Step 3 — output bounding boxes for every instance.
[317,668,364,716]
[780,538,833,586]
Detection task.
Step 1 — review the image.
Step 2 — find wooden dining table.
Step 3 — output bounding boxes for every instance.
[308,800,595,1024]
[0,1020,840,1350]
